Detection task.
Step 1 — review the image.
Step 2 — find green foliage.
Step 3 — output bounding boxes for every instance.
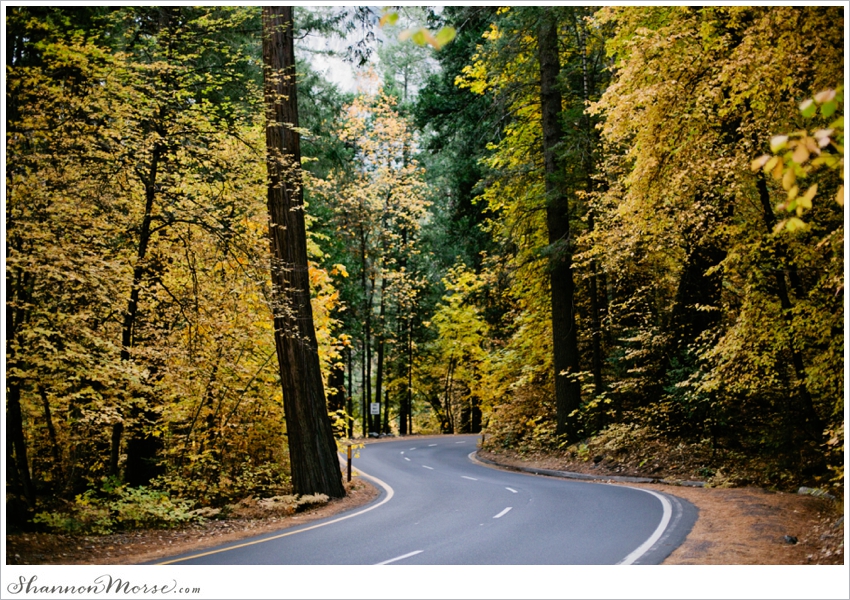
[33,493,115,536]
[33,479,199,535]
[583,5,843,485]
[109,487,196,530]
[5,6,307,523]
[7,4,845,529]
[463,5,843,490]
[154,460,292,508]
[380,8,457,51]
[423,263,492,432]
[752,87,845,231]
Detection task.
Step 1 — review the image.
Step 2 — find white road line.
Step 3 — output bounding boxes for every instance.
[428,444,437,447]
[461,476,478,481]
[616,488,673,565]
[505,487,518,493]
[410,447,416,451]
[469,445,678,564]
[157,456,395,565]
[376,550,423,565]
[404,457,411,461]
[422,465,434,470]
[455,441,466,444]
[400,451,404,454]
[493,507,512,519]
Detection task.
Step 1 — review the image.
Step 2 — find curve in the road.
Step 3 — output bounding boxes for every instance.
[153,435,696,565]
[615,487,671,565]
[155,466,396,565]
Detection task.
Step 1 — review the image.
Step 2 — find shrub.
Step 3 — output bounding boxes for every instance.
[33,480,201,535]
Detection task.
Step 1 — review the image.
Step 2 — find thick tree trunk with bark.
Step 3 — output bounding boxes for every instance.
[6,381,36,511]
[538,11,582,439]
[262,6,344,498]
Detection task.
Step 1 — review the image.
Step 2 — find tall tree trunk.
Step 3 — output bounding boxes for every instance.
[574,9,605,397]
[347,347,354,438]
[383,390,390,434]
[361,339,368,437]
[373,274,386,435]
[262,6,344,498]
[396,225,410,436]
[38,387,63,488]
[6,258,35,513]
[538,10,582,439]
[359,227,373,437]
[399,315,414,435]
[756,176,824,440]
[407,318,414,435]
[117,140,165,486]
[588,212,604,396]
[327,362,346,415]
[442,356,456,434]
[6,380,36,511]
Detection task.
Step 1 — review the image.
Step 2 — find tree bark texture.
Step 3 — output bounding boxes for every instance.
[6,381,36,510]
[262,6,345,498]
[538,11,582,439]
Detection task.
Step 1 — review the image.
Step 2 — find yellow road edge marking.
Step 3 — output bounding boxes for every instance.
[154,458,394,565]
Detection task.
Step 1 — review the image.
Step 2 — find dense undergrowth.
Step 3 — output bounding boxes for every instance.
[485,412,843,496]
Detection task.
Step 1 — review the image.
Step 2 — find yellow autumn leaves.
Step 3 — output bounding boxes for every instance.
[751,87,844,232]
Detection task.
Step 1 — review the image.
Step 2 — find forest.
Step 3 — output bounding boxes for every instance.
[5,5,844,534]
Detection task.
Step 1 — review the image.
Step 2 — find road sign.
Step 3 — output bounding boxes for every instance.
[370,402,380,415]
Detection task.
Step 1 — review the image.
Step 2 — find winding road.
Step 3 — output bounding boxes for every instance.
[153,435,697,565]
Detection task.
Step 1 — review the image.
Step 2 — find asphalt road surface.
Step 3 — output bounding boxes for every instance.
[154,435,696,565]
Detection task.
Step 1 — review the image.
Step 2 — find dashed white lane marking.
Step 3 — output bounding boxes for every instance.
[428,444,437,447]
[404,457,411,461]
[400,451,404,454]
[422,465,434,470]
[505,487,518,493]
[455,441,466,444]
[493,507,512,519]
[410,448,417,451]
[461,476,478,481]
[376,550,423,565]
